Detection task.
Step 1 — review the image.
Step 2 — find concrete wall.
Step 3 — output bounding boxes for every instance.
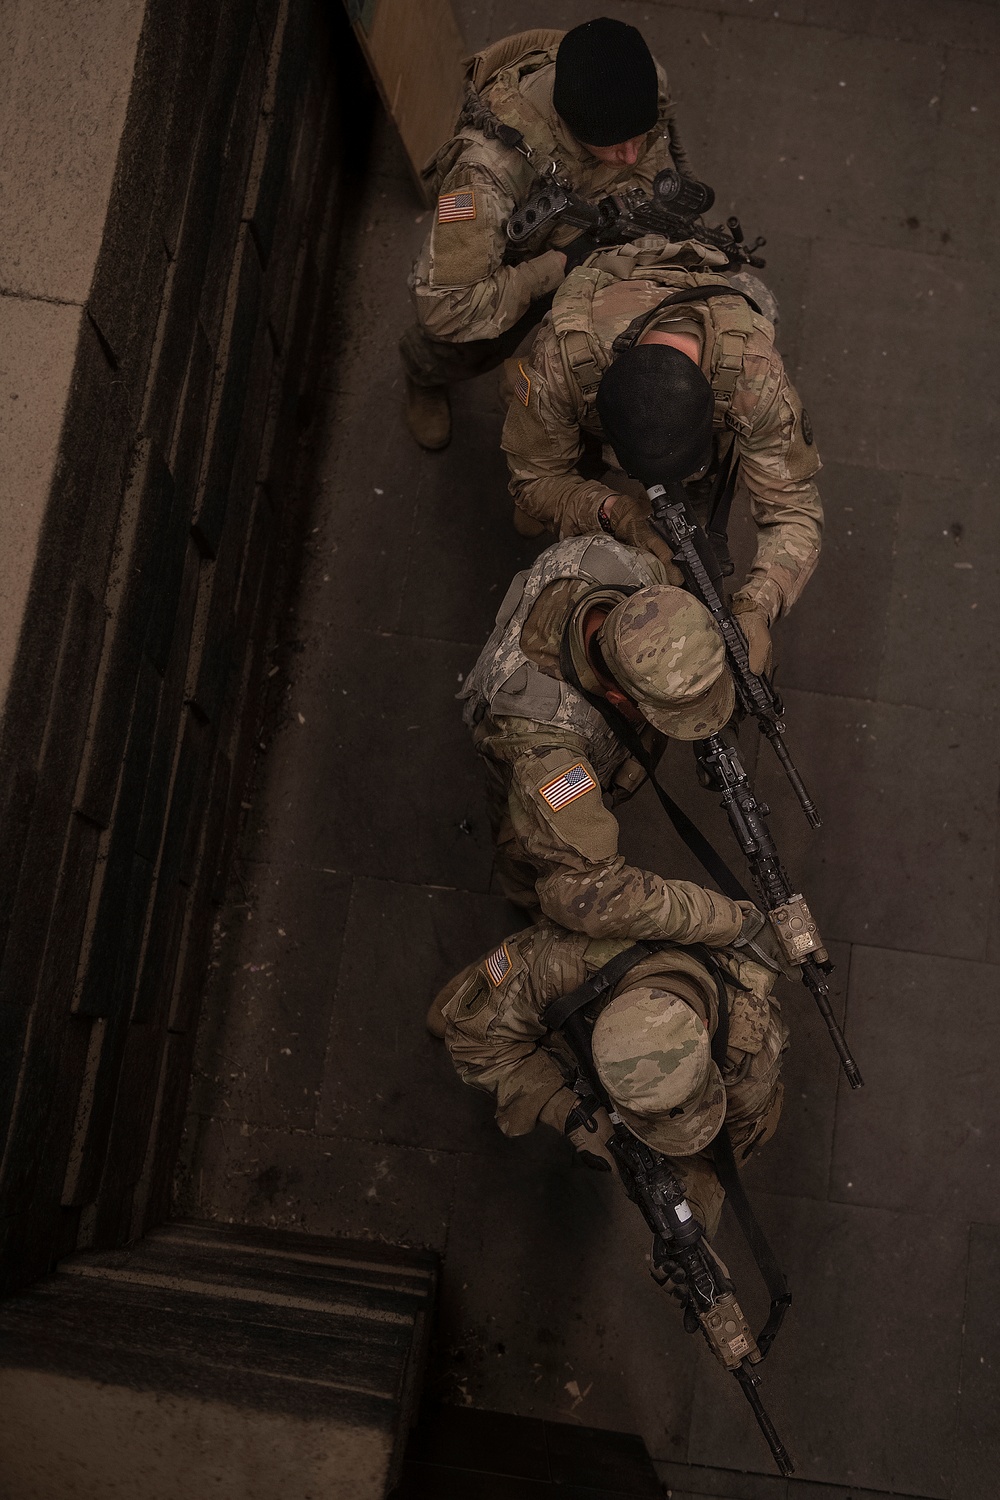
[0,0,355,1291]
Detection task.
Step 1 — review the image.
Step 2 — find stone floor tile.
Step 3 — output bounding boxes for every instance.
[798,241,997,480]
[800,1,876,32]
[741,940,851,1203]
[829,945,1000,1221]
[951,1223,1000,1500]
[450,0,496,51]
[189,864,353,1130]
[920,48,1000,266]
[302,184,428,640]
[654,1457,786,1499]
[241,628,495,891]
[750,233,814,382]
[752,689,999,961]
[298,404,424,640]
[709,19,941,255]
[867,0,1000,52]
[777,462,901,703]
[397,392,546,648]
[436,1138,698,1463]
[316,877,521,1154]
[321,169,426,398]
[688,1194,966,1494]
[878,474,1000,714]
[177,1118,456,1253]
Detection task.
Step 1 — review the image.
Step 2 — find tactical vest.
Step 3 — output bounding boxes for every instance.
[459,536,662,783]
[575,937,782,1065]
[422,35,565,195]
[551,251,762,439]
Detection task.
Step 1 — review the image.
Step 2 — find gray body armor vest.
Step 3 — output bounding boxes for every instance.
[459,537,662,782]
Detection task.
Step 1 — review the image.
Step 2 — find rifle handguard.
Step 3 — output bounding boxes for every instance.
[701,1292,761,1370]
[769,895,828,966]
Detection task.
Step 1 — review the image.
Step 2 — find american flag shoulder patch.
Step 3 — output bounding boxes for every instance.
[485,943,512,987]
[437,190,476,223]
[538,762,598,811]
[514,361,531,407]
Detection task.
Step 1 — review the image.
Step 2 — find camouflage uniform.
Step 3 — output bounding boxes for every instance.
[460,534,743,946]
[401,30,680,389]
[502,238,823,625]
[439,918,787,1235]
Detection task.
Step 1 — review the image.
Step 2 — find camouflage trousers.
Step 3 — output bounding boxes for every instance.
[399,292,555,389]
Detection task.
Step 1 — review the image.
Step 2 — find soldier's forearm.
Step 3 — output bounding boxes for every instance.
[740,510,822,620]
[536,863,742,946]
[450,1041,569,1137]
[416,252,564,344]
[506,470,612,538]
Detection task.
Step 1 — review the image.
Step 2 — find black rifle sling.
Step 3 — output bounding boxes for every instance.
[701,949,791,1356]
[542,941,658,1032]
[704,436,741,569]
[557,626,754,906]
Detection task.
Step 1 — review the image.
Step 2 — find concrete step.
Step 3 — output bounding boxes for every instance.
[0,1219,437,1499]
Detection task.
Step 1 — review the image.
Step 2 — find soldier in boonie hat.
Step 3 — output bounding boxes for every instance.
[431,917,788,1238]
[590,584,734,739]
[591,983,726,1154]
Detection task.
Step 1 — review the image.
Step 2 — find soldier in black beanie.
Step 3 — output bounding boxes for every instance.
[554,19,660,153]
[401,21,685,453]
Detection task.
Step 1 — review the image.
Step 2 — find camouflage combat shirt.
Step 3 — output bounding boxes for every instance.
[410,30,679,344]
[461,537,744,948]
[441,919,787,1233]
[502,239,824,624]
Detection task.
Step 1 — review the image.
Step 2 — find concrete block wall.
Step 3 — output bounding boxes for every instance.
[0,0,357,1292]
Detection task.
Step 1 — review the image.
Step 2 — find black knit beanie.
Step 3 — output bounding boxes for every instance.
[596,345,715,485]
[553,19,659,147]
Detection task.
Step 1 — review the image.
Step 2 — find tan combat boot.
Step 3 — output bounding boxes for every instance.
[405,378,451,450]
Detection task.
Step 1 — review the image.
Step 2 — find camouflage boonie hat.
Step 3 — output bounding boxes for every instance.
[598,586,734,739]
[592,984,726,1154]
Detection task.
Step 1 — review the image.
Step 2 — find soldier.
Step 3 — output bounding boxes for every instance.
[502,237,823,671]
[430,916,786,1237]
[403,19,691,450]
[459,531,759,947]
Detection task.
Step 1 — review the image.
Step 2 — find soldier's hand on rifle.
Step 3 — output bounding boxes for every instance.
[736,899,767,943]
[598,493,684,583]
[730,593,773,677]
[565,1101,616,1171]
[540,1089,615,1170]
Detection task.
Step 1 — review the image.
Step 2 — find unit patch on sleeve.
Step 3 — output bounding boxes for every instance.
[437,190,477,223]
[514,361,531,407]
[538,762,598,811]
[485,943,512,987]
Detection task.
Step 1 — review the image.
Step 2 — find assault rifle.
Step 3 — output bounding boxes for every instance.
[647,481,864,1090]
[507,168,766,268]
[545,971,794,1477]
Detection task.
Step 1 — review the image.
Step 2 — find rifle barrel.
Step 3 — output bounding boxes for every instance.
[803,961,864,1088]
[734,1366,795,1476]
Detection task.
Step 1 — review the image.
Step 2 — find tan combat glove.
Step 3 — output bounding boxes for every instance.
[539,1088,616,1172]
[565,1102,616,1172]
[730,593,773,677]
[598,493,683,582]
